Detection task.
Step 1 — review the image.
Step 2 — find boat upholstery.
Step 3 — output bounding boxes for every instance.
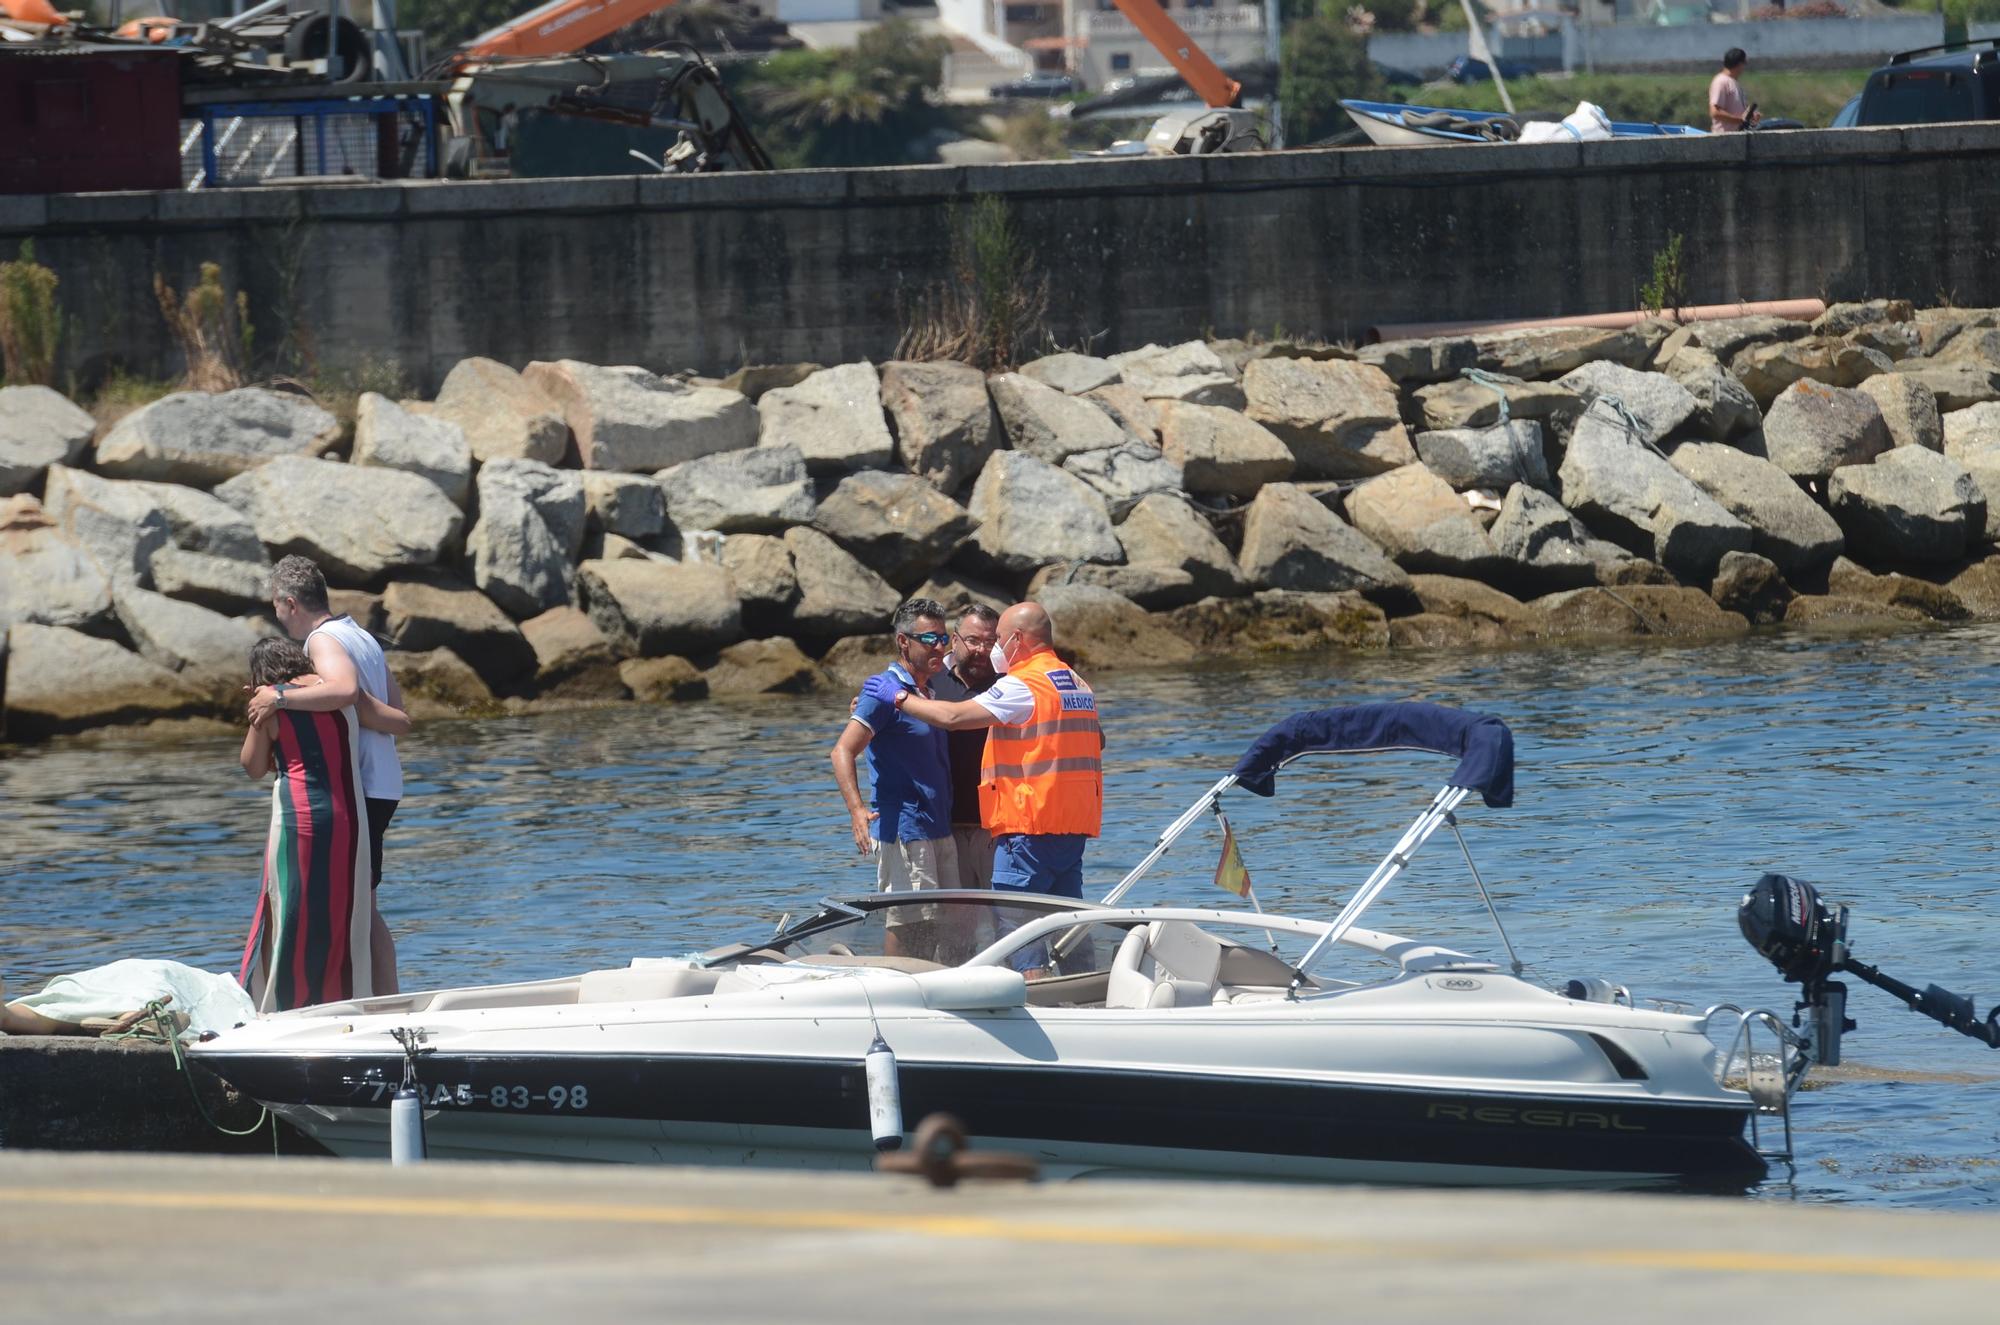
[1107,921,1223,1009]
[576,966,721,1004]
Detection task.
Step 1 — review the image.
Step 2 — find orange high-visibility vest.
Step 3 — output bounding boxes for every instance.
[979,647,1102,837]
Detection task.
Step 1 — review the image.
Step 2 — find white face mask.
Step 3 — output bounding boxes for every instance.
[990,642,1010,675]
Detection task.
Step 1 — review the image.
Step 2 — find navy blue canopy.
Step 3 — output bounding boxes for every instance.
[1229,703,1515,807]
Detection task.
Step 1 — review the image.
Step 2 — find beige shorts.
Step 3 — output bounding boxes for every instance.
[876,835,959,926]
[950,826,993,890]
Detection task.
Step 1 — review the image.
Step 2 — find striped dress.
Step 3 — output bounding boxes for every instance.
[239,706,374,1011]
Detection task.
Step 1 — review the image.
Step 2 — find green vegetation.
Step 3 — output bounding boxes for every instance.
[1280,3,1384,144]
[1639,232,1689,320]
[734,20,959,168]
[154,262,252,393]
[0,240,61,388]
[1410,69,1871,130]
[897,195,1049,370]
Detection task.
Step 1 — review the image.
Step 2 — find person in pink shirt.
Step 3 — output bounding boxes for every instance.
[1710,48,1761,133]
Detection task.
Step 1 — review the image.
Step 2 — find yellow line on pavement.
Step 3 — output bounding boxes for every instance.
[4,1185,1997,1283]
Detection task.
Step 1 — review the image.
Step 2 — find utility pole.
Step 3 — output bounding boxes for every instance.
[1265,0,1283,147]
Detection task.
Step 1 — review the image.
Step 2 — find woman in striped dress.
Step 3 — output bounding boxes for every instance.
[237,638,411,1012]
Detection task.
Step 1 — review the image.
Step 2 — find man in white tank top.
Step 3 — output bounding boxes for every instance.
[249,555,409,993]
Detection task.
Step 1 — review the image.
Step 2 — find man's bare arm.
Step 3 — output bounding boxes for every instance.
[248,635,360,723]
[829,721,877,856]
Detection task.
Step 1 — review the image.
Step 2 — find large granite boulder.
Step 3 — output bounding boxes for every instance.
[758,361,895,475]
[880,360,996,495]
[1412,420,1549,492]
[148,546,270,613]
[1534,585,1749,640]
[1676,315,1811,362]
[1355,337,1477,386]
[1488,484,1632,593]
[989,371,1130,465]
[783,526,901,638]
[1827,556,1970,622]
[1345,464,1503,578]
[1414,375,1582,433]
[1156,402,1294,498]
[1890,358,2000,413]
[430,357,569,465]
[382,571,536,687]
[111,586,261,683]
[1241,357,1413,479]
[4,623,208,739]
[1942,400,2000,451]
[719,532,801,624]
[1558,404,1751,580]
[813,470,977,586]
[1062,440,1184,519]
[1661,346,1762,442]
[217,456,464,584]
[1237,483,1410,599]
[959,450,1121,576]
[0,385,93,494]
[464,459,586,618]
[1815,300,1915,337]
[1405,574,1542,642]
[1116,493,1245,600]
[1827,447,1983,564]
[387,647,498,717]
[1731,336,1889,407]
[1083,383,1160,442]
[524,360,754,471]
[580,471,668,540]
[94,389,340,487]
[1032,583,1198,669]
[1760,381,1892,484]
[1473,325,1651,377]
[353,393,472,507]
[1942,402,2000,539]
[522,605,626,695]
[1019,352,1121,395]
[703,637,831,696]
[1856,374,1943,452]
[657,445,815,533]
[1668,441,1844,576]
[580,557,742,655]
[1555,361,1699,447]
[1109,341,1242,406]
[1026,560,1197,610]
[1709,550,1794,626]
[0,499,114,632]
[1169,589,1389,655]
[39,463,171,588]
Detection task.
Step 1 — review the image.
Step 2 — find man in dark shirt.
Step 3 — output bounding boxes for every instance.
[928,602,1001,888]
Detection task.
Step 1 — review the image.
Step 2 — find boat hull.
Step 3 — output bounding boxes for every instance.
[202,1048,1768,1189]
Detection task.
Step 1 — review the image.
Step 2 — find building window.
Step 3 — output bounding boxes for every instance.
[1110,52,1132,70]
[1004,3,1042,20]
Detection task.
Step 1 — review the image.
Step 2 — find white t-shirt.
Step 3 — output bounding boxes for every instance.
[305,614,404,801]
[973,675,1036,726]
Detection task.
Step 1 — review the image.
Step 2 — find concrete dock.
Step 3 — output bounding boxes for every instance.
[1,1150,1994,1323]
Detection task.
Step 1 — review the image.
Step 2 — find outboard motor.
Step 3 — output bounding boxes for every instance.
[1740,873,2000,1066]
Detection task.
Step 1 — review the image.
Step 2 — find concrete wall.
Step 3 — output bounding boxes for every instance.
[1371,17,1943,78]
[5,123,1999,391]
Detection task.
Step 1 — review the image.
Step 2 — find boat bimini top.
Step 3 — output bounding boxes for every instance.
[1100,702,1521,996]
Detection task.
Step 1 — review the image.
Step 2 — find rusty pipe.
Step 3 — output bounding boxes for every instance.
[1365,298,1828,345]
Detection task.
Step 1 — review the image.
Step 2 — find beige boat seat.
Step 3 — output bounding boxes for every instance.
[576,965,720,1004]
[1105,921,1223,1009]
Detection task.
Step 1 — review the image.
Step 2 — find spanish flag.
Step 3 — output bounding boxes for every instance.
[1213,817,1253,899]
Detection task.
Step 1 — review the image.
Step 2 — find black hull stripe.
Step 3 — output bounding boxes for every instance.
[196,1050,1768,1182]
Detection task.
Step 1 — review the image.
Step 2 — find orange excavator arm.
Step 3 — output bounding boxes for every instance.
[455,0,682,65]
[1106,0,1241,108]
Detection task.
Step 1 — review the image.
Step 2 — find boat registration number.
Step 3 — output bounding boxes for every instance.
[361,1081,591,1110]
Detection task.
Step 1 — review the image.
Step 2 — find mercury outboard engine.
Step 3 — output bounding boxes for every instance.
[1740,873,2000,1066]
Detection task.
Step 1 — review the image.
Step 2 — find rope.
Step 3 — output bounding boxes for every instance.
[1459,367,1517,426]
[106,998,277,1149]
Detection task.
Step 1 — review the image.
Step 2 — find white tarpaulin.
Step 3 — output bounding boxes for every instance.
[6,959,257,1039]
[1518,102,1614,144]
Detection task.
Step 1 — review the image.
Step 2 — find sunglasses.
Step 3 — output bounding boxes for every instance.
[902,631,950,647]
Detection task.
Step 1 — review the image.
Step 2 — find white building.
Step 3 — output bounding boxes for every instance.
[936,0,1266,93]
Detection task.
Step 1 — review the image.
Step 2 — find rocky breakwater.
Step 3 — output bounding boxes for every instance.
[5,301,2000,742]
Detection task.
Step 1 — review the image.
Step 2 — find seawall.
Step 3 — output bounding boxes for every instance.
[4,124,1999,391]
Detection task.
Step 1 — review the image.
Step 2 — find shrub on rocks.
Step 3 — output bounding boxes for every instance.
[1554,362,1698,448]
[757,362,895,475]
[959,450,1121,577]
[430,357,569,465]
[1345,464,1505,579]
[988,371,1130,465]
[218,456,465,584]
[1242,358,1414,480]
[1236,482,1410,600]
[880,360,997,496]
[783,526,901,639]
[1857,375,1943,452]
[1557,403,1751,581]
[1661,346,1762,442]
[1019,352,1120,395]
[1062,440,1183,519]
[1668,442,1844,576]
[382,572,536,688]
[94,389,341,487]
[1412,420,1549,493]
[1156,401,1293,498]
[0,385,93,494]
[353,393,473,508]
[1760,381,1891,484]
[466,459,585,617]
[657,445,816,534]
[813,470,977,588]
[1827,447,1983,565]
[1115,493,1246,601]
[525,360,754,471]
[581,557,742,656]
[3,622,208,739]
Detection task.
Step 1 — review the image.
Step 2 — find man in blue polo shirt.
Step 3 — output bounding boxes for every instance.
[829,597,958,958]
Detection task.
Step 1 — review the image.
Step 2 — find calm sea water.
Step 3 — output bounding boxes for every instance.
[5,627,1998,1207]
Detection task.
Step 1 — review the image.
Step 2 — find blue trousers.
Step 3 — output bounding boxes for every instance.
[990,833,1089,971]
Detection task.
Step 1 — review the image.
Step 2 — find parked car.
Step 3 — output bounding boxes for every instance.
[990,73,1079,100]
[1373,62,1423,88]
[1446,55,1538,85]
[1852,38,2000,125]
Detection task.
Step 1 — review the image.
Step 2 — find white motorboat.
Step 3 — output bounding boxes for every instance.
[193,703,1814,1189]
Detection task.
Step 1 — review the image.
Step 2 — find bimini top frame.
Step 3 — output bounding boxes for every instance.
[1097,703,1520,995]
